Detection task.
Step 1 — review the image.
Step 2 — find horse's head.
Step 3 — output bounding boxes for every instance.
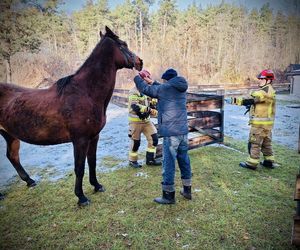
[100,26,143,71]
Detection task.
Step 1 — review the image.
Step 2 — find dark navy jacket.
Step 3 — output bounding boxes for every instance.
[134,75,189,137]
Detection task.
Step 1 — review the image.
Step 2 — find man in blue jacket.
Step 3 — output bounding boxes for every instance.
[134,68,192,204]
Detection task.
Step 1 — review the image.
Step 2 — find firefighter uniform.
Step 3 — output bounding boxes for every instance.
[233,83,276,169]
[128,87,160,167]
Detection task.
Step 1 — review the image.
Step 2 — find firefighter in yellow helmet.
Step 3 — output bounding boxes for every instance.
[230,69,276,170]
[128,70,162,168]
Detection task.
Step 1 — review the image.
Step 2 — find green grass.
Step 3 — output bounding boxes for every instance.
[0,138,299,249]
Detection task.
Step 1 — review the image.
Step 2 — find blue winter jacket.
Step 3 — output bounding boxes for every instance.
[134,75,189,137]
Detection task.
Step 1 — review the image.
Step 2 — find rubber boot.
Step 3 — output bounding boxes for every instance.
[239,161,257,170]
[180,185,192,200]
[129,161,142,168]
[154,190,175,204]
[260,160,275,169]
[146,152,162,166]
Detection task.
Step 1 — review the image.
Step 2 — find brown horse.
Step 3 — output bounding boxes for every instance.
[0,26,143,206]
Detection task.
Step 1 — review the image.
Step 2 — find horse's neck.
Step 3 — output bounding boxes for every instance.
[75,43,117,101]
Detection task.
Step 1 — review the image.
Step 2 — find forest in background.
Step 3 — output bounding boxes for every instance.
[0,0,299,88]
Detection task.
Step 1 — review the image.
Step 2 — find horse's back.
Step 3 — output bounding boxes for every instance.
[0,82,69,144]
[0,82,32,90]
[0,82,43,101]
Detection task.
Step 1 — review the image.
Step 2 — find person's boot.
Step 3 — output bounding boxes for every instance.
[146,152,162,166]
[260,160,275,169]
[239,162,257,170]
[154,190,175,204]
[129,161,142,168]
[180,185,192,200]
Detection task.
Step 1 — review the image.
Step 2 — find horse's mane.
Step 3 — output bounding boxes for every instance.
[56,74,74,96]
[55,29,120,96]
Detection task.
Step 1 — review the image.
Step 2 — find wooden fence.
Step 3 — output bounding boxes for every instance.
[111,89,224,158]
[188,83,290,96]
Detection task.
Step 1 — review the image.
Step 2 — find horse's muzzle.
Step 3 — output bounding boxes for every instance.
[134,57,143,71]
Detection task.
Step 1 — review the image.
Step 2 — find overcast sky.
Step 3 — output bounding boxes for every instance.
[60,0,299,15]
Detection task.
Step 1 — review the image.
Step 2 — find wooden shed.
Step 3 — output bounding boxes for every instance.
[285,64,300,97]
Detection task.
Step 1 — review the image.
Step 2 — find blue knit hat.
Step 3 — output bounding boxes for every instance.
[161,68,177,80]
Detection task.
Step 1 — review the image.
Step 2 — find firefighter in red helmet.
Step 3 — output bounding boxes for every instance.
[229,69,277,170]
[128,70,161,168]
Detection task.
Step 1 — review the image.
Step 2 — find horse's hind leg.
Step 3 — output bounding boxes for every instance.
[87,135,105,192]
[0,130,36,187]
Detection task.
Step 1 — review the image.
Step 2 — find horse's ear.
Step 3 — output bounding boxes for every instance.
[100,30,103,39]
[105,26,115,36]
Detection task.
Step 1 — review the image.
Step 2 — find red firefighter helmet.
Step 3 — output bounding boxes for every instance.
[257,69,275,80]
[139,69,151,79]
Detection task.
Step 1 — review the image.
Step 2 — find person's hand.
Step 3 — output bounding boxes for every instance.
[150,108,158,117]
[143,76,153,85]
[139,69,151,78]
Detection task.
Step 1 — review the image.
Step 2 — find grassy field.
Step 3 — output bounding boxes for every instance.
[0,138,299,249]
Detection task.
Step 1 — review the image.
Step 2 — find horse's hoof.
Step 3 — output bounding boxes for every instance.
[77,197,91,207]
[94,185,105,193]
[27,180,37,187]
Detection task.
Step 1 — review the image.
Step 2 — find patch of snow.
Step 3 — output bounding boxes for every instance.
[224,98,300,150]
[0,103,140,188]
[0,96,299,188]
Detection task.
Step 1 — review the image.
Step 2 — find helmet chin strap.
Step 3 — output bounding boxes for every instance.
[259,79,272,87]
[259,79,267,87]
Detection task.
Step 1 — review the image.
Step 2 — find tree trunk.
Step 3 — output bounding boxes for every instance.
[5,57,12,83]
[163,14,166,43]
[135,20,138,52]
[139,10,143,55]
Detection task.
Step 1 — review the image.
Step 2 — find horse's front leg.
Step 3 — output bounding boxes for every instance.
[73,138,90,206]
[87,135,105,192]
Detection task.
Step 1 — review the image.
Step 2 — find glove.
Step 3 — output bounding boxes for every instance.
[150,108,158,117]
[231,97,243,106]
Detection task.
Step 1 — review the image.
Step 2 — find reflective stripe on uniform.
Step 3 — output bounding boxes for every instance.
[147,147,156,153]
[264,155,275,161]
[128,116,150,122]
[129,151,138,157]
[250,117,274,121]
[268,101,273,118]
[129,151,138,161]
[246,157,260,166]
[250,120,274,125]
[250,117,274,125]
[129,95,144,101]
